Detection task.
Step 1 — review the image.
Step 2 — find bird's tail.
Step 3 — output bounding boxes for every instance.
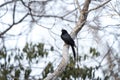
[71,46,76,60]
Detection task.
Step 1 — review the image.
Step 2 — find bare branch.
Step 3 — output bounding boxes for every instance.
[88,0,111,12]
[13,1,17,24]
[0,0,20,7]
[0,13,29,37]
[31,14,76,22]
[15,13,29,24]
[44,45,69,80]
[75,0,81,13]
[62,8,77,18]
[100,41,115,64]
[71,0,91,38]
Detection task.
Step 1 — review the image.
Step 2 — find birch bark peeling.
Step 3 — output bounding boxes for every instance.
[44,0,91,80]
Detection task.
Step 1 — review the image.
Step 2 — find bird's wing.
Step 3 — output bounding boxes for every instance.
[61,33,75,46]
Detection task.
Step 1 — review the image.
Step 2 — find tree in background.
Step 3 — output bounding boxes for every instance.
[0,0,120,80]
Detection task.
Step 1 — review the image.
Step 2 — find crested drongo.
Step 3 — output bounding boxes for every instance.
[61,29,76,59]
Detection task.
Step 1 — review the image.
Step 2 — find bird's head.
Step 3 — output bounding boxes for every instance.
[61,29,67,34]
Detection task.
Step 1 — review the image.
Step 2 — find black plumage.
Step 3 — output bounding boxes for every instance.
[61,29,76,59]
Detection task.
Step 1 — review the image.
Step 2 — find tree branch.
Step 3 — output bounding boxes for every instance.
[71,0,91,38]
[13,1,17,24]
[88,0,111,12]
[44,45,69,80]
[0,0,20,7]
[0,13,28,37]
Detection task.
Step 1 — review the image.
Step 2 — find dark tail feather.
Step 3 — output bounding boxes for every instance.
[71,46,76,60]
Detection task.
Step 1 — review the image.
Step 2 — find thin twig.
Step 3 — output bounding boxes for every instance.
[75,0,81,13]
[88,0,111,13]
[13,1,17,24]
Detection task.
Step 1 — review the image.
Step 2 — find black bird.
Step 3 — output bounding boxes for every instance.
[61,29,76,59]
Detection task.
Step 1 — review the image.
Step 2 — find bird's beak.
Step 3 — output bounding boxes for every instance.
[61,29,65,31]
